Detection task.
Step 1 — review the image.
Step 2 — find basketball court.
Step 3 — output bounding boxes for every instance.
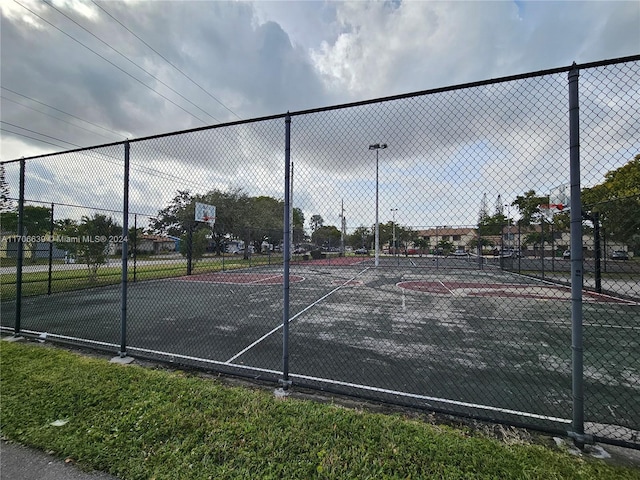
[1,259,638,441]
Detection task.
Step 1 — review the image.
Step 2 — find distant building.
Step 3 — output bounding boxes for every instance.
[111,235,177,255]
[135,235,177,254]
[416,226,477,252]
[0,235,66,259]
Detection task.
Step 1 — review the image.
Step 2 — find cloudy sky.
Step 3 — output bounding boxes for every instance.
[1,0,639,231]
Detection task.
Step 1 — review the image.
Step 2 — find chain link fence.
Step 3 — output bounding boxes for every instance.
[1,56,638,449]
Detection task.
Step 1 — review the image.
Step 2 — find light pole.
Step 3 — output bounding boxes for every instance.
[369,143,387,267]
[435,225,439,269]
[390,208,398,256]
[504,203,511,251]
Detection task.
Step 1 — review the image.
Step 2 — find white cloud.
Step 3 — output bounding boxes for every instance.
[310,1,525,97]
[1,0,638,233]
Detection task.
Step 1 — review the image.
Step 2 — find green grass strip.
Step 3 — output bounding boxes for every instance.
[1,341,637,479]
[0,256,282,301]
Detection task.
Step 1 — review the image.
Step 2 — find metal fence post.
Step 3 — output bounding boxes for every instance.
[47,202,54,295]
[14,159,25,335]
[593,212,602,293]
[602,226,608,274]
[517,223,521,274]
[120,141,130,357]
[133,214,137,282]
[551,223,555,273]
[541,217,546,280]
[568,63,588,447]
[186,225,193,275]
[281,113,292,390]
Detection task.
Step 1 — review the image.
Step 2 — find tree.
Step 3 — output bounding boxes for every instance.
[58,214,120,282]
[494,194,504,216]
[437,239,454,255]
[395,225,418,253]
[522,230,554,254]
[378,221,394,249]
[150,190,194,237]
[0,164,12,213]
[348,226,371,249]
[311,225,341,248]
[468,237,494,251]
[477,193,508,237]
[478,193,489,225]
[1,205,52,262]
[512,190,548,226]
[180,228,209,263]
[582,155,640,253]
[292,208,305,244]
[235,195,283,258]
[151,188,266,260]
[309,215,324,233]
[128,226,145,255]
[478,212,506,236]
[414,237,430,255]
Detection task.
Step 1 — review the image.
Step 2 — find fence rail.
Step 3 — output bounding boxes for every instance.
[2,56,639,449]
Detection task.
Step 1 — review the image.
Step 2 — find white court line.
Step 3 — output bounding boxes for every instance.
[289,372,571,424]
[247,275,282,285]
[438,280,455,295]
[583,323,640,330]
[499,271,638,305]
[225,267,371,363]
[480,316,640,331]
[478,317,640,331]
[0,327,284,376]
[248,274,284,284]
[0,327,118,348]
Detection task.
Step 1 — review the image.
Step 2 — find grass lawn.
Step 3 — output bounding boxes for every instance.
[0,255,281,301]
[1,341,638,479]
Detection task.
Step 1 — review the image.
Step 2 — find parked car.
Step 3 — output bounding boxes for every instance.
[354,248,369,255]
[292,246,307,254]
[451,249,468,257]
[563,249,571,259]
[611,250,629,260]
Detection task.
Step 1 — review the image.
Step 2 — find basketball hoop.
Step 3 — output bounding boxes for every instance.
[202,215,215,228]
[539,202,566,222]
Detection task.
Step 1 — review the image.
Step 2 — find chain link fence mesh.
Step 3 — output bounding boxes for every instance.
[122,120,285,373]
[1,58,638,448]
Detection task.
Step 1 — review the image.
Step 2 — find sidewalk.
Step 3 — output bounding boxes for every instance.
[1,440,118,480]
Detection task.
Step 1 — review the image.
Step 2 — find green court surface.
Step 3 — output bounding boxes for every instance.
[2,259,638,444]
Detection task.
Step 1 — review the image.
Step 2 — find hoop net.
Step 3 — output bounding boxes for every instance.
[202,215,216,228]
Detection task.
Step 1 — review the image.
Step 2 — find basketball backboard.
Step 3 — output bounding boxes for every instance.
[549,184,570,212]
[195,202,216,225]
